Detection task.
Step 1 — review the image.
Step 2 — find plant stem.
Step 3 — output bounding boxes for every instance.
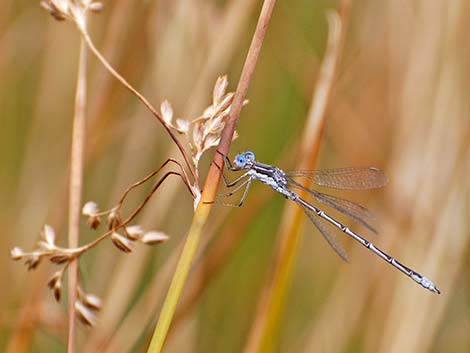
[146,1,277,352]
[67,32,88,353]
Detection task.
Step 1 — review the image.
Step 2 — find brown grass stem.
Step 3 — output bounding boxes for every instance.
[243,8,347,353]
[67,33,88,353]
[146,1,277,352]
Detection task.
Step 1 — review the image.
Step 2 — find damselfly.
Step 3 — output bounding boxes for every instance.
[215,151,440,294]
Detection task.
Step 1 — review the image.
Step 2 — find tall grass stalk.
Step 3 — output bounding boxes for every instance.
[146,1,277,351]
[67,30,88,353]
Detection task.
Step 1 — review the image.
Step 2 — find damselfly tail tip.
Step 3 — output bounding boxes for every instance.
[422,276,441,294]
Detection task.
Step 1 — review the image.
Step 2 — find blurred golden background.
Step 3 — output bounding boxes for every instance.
[1,1,468,352]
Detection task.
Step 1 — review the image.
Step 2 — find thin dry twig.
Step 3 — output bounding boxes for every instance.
[40,0,199,187]
[77,28,199,188]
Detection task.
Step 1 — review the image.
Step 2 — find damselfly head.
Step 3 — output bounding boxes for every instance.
[245,151,255,161]
[234,151,256,169]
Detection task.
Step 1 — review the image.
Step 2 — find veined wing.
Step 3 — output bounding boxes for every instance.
[287,179,377,234]
[286,167,388,190]
[302,206,349,262]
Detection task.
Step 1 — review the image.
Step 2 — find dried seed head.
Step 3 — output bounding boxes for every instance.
[75,301,97,326]
[83,201,101,229]
[111,232,133,253]
[25,254,41,270]
[107,208,121,230]
[186,75,245,167]
[41,224,56,246]
[82,201,99,216]
[216,92,234,113]
[203,134,220,151]
[204,115,225,136]
[192,122,204,152]
[201,105,216,120]
[47,270,62,287]
[40,0,70,21]
[53,283,61,301]
[213,75,228,105]
[140,231,169,245]
[49,253,72,264]
[37,240,56,251]
[82,293,102,311]
[125,225,144,240]
[87,215,101,230]
[88,1,104,12]
[10,247,25,260]
[160,100,174,125]
[175,119,190,134]
[47,271,63,301]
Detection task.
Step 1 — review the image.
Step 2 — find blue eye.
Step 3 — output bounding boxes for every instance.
[234,153,247,168]
[245,151,255,161]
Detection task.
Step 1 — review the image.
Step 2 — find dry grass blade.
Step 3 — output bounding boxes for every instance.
[66,31,88,353]
[243,7,347,353]
[146,1,277,352]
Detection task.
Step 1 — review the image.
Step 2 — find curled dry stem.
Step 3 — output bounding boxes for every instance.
[11,161,187,307]
[75,24,199,189]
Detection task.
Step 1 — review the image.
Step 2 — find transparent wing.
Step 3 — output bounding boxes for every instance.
[303,207,349,262]
[286,167,388,190]
[287,179,377,234]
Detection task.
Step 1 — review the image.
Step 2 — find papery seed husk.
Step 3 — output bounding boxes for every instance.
[203,115,222,136]
[87,215,101,230]
[10,247,25,260]
[107,210,121,230]
[75,301,97,326]
[160,100,174,125]
[141,231,169,245]
[82,201,99,216]
[42,224,56,245]
[26,256,41,270]
[216,92,234,113]
[40,1,67,21]
[83,293,102,310]
[175,119,190,134]
[89,2,104,12]
[213,75,228,104]
[201,105,216,120]
[53,282,61,302]
[111,232,133,253]
[47,271,62,288]
[125,225,144,240]
[192,122,204,150]
[203,134,221,151]
[37,241,55,251]
[50,254,71,264]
